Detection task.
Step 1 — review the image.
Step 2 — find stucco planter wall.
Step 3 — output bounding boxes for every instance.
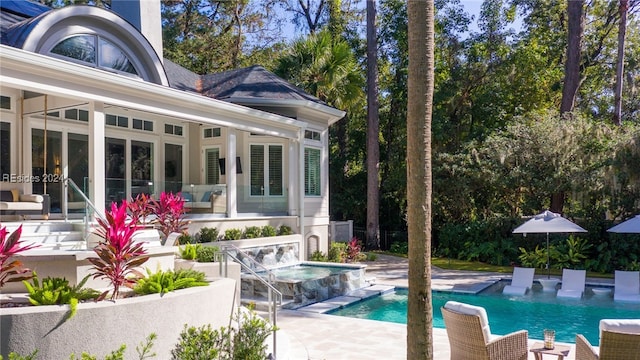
[1,278,236,358]
[174,259,241,304]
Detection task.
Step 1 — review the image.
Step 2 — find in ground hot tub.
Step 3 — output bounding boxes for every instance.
[241,262,367,309]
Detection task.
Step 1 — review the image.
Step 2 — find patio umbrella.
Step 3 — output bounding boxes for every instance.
[513,210,587,278]
[607,215,640,233]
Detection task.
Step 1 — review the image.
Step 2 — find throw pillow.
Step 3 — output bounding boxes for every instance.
[11,189,19,202]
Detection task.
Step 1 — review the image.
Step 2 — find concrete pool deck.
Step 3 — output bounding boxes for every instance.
[273,254,612,359]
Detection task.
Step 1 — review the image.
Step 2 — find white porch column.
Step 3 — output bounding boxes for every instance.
[298,130,305,259]
[88,101,105,219]
[288,140,298,216]
[226,129,237,217]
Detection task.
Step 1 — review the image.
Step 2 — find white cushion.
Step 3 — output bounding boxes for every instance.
[600,319,640,335]
[19,194,44,203]
[444,301,491,342]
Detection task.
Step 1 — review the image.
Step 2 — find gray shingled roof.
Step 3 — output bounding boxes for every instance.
[163,58,201,93]
[200,65,325,104]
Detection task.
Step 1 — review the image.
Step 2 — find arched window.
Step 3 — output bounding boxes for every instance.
[51,35,138,76]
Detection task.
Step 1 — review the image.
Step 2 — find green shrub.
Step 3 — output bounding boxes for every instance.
[134,269,207,295]
[171,324,225,360]
[277,225,293,236]
[389,241,409,255]
[0,350,38,360]
[178,233,194,245]
[243,226,262,239]
[23,273,100,320]
[196,246,219,263]
[223,228,243,240]
[260,225,277,237]
[197,227,219,243]
[180,243,200,260]
[328,242,347,263]
[365,252,378,261]
[309,250,328,262]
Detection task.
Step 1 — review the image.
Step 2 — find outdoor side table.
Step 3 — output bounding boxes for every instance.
[529,342,571,360]
[537,278,560,292]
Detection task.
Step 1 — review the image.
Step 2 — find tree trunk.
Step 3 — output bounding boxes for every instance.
[406,0,435,359]
[366,0,380,249]
[560,0,585,114]
[613,0,628,126]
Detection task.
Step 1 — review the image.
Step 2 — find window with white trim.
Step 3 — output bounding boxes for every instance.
[203,128,221,138]
[51,35,138,75]
[305,147,321,196]
[205,148,220,184]
[250,144,283,196]
[164,124,183,136]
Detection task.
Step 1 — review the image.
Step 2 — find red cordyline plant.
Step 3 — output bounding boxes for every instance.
[89,201,149,300]
[0,225,39,288]
[346,237,362,263]
[127,193,154,225]
[151,192,189,241]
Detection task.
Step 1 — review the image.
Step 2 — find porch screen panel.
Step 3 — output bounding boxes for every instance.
[131,141,153,198]
[250,145,264,195]
[67,133,88,209]
[0,122,9,178]
[165,143,183,193]
[32,129,62,213]
[268,145,283,196]
[305,148,321,196]
[105,138,126,207]
[205,148,220,184]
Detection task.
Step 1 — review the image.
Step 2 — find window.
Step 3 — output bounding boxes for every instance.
[51,35,138,75]
[250,144,283,196]
[133,118,153,132]
[305,148,321,196]
[106,114,129,128]
[64,108,89,122]
[0,122,10,178]
[305,130,321,141]
[0,96,11,110]
[164,124,183,136]
[205,148,220,185]
[203,128,221,138]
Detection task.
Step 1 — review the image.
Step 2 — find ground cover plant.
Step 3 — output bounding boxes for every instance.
[22,273,100,319]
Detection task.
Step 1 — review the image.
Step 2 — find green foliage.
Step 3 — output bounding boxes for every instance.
[223,228,243,241]
[328,242,347,263]
[68,333,156,360]
[243,226,262,239]
[551,236,592,270]
[260,225,277,237]
[0,350,38,360]
[178,233,194,245]
[518,245,548,269]
[180,243,199,260]
[171,308,276,360]
[389,241,409,255]
[23,273,100,320]
[196,227,219,243]
[195,246,219,263]
[309,250,328,262]
[365,252,378,261]
[277,225,293,236]
[133,269,208,295]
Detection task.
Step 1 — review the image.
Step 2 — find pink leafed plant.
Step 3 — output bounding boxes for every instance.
[0,225,39,288]
[151,192,189,240]
[88,201,149,300]
[127,193,154,225]
[346,237,362,263]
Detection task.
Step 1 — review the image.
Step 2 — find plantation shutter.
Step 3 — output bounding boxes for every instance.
[269,145,283,196]
[205,148,220,184]
[305,148,321,196]
[250,145,264,195]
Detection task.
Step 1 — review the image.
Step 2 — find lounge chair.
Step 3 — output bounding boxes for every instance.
[576,319,640,360]
[503,267,535,296]
[614,270,640,302]
[441,301,528,360]
[557,269,586,298]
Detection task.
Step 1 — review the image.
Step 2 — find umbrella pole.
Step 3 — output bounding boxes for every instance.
[546,233,550,279]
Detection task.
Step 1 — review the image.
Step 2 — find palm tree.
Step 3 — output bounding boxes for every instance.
[406,0,435,358]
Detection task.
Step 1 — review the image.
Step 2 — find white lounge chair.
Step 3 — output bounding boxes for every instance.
[614,270,640,302]
[557,269,586,298]
[503,267,535,295]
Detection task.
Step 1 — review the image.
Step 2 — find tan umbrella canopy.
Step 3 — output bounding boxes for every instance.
[513,210,587,278]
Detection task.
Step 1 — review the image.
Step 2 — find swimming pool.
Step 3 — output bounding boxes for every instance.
[328,283,640,345]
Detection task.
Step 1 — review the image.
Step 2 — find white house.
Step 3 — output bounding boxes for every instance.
[0,0,345,259]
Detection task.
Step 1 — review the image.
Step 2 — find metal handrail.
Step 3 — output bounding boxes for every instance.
[219,246,282,359]
[222,243,278,283]
[63,177,106,243]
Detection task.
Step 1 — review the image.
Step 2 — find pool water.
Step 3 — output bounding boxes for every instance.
[267,264,357,281]
[328,284,640,345]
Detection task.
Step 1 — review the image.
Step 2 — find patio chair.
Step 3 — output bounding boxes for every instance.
[614,270,640,302]
[441,301,528,360]
[557,269,586,298]
[502,267,535,296]
[576,319,640,360]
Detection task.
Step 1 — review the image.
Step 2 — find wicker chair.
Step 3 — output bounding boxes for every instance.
[441,301,528,360]
[576,319,640,360]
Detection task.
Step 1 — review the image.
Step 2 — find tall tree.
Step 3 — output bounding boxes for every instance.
[366,0,380,249]
[560,0,585,114]
[614,0,629,126]
[406,0,434,358]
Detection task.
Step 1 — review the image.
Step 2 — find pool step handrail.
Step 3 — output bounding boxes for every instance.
[220,243,278,283]
[63,177,107,244]
[220,246,282,359]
